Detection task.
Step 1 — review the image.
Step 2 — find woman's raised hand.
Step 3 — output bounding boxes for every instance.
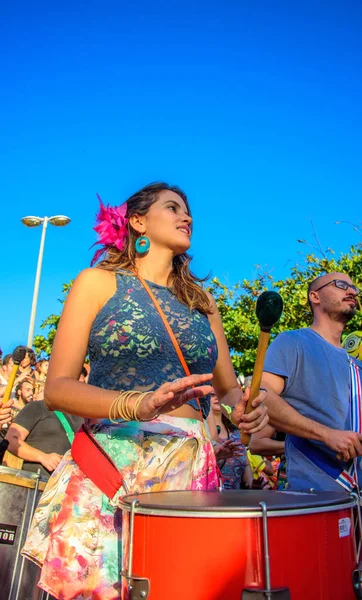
[136,373,213,421]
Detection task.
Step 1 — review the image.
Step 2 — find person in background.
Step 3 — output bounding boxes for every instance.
[0,354,14,440]
[12,378,35,419]
[250,424,287,489]
[17,347,37,380]
[247,449,273,486]
[79,366,88,383]
[210,389,268,489]
[34,359,49,400]
[5,347,38,400]
[1,378,35,441]
[0,354,14,396]
[5,401,83,478]
[81,363,90,382]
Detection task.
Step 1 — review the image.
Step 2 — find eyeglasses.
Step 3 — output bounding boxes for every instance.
[314,279,361,296]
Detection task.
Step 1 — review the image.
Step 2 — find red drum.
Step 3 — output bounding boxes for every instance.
[120,490,361,600]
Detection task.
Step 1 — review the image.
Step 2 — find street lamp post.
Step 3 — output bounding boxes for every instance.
[21,215,71,347]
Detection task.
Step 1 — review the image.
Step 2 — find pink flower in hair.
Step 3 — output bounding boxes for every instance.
[91,194,128,265]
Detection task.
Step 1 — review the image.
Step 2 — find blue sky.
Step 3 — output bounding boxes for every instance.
[1,0,361,354]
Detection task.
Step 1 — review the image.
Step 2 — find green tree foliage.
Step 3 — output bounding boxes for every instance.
[209,244,362,375]
[33,243,362,373]
[33,281,74,357]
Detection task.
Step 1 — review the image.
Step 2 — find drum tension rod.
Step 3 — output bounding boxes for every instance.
[241,502,291,600]
[9,469,42,600]
[351,492,362,599]
[121,499,150,600]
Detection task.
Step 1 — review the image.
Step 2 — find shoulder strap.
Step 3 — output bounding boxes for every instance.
[348,357,362,434]
[134,272,202,415]
[54,411,75,445]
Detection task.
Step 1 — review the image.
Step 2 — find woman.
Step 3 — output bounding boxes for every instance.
[34,359,49,399]
[22,182,268,600]
[17,347,37,380]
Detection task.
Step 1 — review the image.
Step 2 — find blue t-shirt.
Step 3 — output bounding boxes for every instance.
[264,328,362,491]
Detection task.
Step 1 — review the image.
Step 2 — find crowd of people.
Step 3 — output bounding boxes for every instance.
[0,182,360,600]
[0,348,88,476]
[0,346,281,488]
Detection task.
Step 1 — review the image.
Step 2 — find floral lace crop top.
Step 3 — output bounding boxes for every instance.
[87,271,218,418]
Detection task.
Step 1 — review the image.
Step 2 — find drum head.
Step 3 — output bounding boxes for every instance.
[121,490,354,513]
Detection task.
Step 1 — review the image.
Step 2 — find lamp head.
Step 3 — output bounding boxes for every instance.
[49,215,71,226]
[21,216,43,227]
[256,291,283,332]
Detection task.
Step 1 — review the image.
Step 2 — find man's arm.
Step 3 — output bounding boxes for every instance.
[249,424,285,456]
[5,423,63,472]
[262,372,362,462]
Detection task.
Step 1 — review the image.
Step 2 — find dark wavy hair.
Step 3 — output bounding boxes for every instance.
[23,347,36,367]
[96,182,212,314]
[14,377,35,398]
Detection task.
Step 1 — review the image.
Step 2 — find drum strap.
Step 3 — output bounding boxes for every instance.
[348,356,362,486]
[288,435,356,492]
[72,424,124,499]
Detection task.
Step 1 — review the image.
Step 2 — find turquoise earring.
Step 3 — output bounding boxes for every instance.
[135,236,150,254]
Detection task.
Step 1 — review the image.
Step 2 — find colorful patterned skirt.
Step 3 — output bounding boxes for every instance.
[22,415,218,600]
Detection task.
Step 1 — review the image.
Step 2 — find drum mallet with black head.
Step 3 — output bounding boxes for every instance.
[241,291,283,446]
[1,345,27,405]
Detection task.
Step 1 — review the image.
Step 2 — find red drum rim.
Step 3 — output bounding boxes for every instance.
[120,490,356,518]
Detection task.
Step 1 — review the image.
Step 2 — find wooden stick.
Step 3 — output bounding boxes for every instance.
[1,347,26,407]
[2,451,24,471]
[1,365,20,405]
[241,330,270,446]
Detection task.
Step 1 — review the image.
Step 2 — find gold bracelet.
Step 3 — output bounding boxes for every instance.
[109,391,136,422]
[124,391,152,421]
[118,391,138,421]
[109,392,124,423]
[132,392,151,421]
[109,390,152,422]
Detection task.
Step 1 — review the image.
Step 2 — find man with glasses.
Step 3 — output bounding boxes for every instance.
[262,272,362,492]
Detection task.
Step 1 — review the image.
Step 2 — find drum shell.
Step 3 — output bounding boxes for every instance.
[122,491,357,600]
[0,467,48,600]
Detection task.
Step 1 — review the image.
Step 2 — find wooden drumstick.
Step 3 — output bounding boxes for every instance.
[1,346,27,405]
[241,291,283,446]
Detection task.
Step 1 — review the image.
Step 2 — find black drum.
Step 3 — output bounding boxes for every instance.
[0,466,49,600]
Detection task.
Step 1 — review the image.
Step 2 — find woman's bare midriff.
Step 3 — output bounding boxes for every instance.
[165,404,203,421]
